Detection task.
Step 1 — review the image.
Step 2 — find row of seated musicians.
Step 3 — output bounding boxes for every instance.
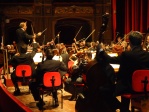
[0,48,120,109]
[0,55,148,112]
[3,52,120,96]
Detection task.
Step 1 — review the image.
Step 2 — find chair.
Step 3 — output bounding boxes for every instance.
[73,73,86,100]
[131,70,149,112]
[15,65,32,91]
[122,70,149,112]
[68,60,74,74]
[39,72,63,109]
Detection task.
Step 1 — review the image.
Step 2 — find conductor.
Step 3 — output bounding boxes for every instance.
[16,22,41,53]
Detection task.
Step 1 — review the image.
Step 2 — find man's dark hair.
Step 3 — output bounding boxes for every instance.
[129,31,143,46]
[45,49,54,60]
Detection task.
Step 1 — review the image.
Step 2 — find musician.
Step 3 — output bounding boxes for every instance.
[43,42,50,52]
[112,35,127,55]
[64,58,84,101]
[30,37,40,52]
[43,40,56,52]
[12,41,17,52]
[71,43,78,54]
[88,42,97,60]
[144,34,149,51]
[60,43,69,67]
[78,39,86,50]
[29,49,68,109]
[97,31,149,112]
[68,43,78,64]
[52,48,63,62]
[9,44,36,96]
[16,22,41,53]
[116,35,127,49]
[6,44,16,60]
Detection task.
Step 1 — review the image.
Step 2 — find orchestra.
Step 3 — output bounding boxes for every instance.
[0,20,149,112]
[1,28,148,76]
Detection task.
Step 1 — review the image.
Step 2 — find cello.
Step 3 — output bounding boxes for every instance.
[75,13,116,112]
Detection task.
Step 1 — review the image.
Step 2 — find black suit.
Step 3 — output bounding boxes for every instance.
[16,28,33,53]
[61,53,69,68]
[10,53,36,90]
[29,59,68,102]
[99,46,149,111]
[100,46,149,94]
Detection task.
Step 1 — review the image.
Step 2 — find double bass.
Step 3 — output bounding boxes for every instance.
[75,13,115,112]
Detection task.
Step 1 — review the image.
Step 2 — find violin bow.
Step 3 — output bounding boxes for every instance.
[31,24,35,35]
[74,26,83,40]
[116,30,133,45]
[84,29,95,41]
[73,26,82,52]
[42,35,46,63]
[41,28,47,35]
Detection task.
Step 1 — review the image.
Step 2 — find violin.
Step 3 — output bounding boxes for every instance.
[112,45,123,55]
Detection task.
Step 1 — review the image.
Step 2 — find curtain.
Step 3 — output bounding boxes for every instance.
[147,0,149,30]
[111,0,117,41]
[124,0,148,34]
[111,0,149,40]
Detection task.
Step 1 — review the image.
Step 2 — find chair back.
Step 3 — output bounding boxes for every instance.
[43,72,61,87]
[132,70,149,92]
[15,65,32,77]
[68,61,74,69]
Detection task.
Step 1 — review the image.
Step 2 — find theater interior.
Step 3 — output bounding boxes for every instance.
[0,0,149,112]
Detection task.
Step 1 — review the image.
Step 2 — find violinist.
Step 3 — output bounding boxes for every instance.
[52,44,63,61]
[69,43,78,65]
[112,35,127,55]
[79,40,86,49]
[71,43,78,54]
[97,31,149,112]
[6,45,15,60]
[30,37,41,52]
[143,34,149,51]
[60,43,69,68]
[12,41,18,52]
[88,42,97,60]
[42,40,55,52]
[116,35,127,48]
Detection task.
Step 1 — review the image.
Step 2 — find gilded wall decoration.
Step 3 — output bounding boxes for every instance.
[55,6,94,15]
[45,6,51,14]
[4,6,33,15]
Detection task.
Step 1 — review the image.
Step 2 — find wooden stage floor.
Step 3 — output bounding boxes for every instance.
[6,86,142,112]
[7,86,76,112]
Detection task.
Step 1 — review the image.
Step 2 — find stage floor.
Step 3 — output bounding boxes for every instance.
[7,86,76,112]
[6,86,141,112]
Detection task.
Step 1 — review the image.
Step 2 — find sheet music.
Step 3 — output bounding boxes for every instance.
[33,53,46,63]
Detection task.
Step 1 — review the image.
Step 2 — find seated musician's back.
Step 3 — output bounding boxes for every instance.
[29,49,68,110]
[9,44,36,96]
